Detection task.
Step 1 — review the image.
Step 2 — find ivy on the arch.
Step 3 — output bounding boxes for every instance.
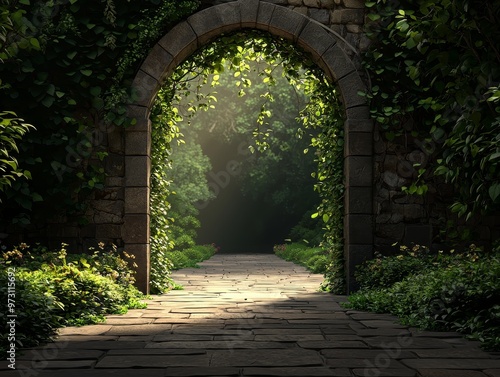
[149,31,346,294]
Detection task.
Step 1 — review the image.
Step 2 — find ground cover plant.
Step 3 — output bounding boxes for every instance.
[274,242,329,275]
[346,244,500,351]
[168,244,218,270]
[0,242,146,355]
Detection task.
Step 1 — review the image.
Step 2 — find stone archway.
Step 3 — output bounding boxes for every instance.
[123,0,373,294]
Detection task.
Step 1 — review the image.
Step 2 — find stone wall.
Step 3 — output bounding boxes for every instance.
[373,123,500,252]
[15,0,499,293]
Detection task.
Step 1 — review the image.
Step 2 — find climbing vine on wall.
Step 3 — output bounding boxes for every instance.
[363,0,500,223]
[150,31,346,293]
[0,0,199,228]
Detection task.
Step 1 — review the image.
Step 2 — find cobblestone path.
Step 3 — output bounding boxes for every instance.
[3,253,499,376]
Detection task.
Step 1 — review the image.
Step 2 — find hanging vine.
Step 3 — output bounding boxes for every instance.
[150,31,346,293]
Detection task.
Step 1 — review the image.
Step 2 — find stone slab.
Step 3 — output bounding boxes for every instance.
[210,349,323,367]
[402,359,500,369]
[96,355,210,368]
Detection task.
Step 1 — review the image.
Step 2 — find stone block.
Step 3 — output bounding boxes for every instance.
[288,0,303,6]
[126,105,150,132]
[188,3,241,45]
[304,0,320,7]
[123,214,150,244]
[345,187,372,214]
[158,21,197,67]
[140,44,173,83]
[103,124,123,154]
[125,131,151,156]
[401,359,500,370]
[261,0,288,4]
[382,171,405,189]
[345,119,373,132]
[105,153,125,176]
[404,204,426,221]
[344,0,365,8]
[95,224,122,239]
[398,159,416,178]
[105,176,124,187]
[319,0,336,9]
[345,105,370,120]
[345,131,372,156]
[123,244,150,294]
[345,156,373,187]
[125,187,150,215]
[130,70,160,108]
[344,215,373,245]
[344,244,373,293]
[418,370,488,377]
[292,6,309,16]
[256,1,277,31]
[125,156,151,187]
[346,24,363,33]
[239,0,260,28]
[268,3,308,41]
[384,154,399,172]
[331,9,365,24]
[210,348,323,366]
[376,223,405,242]
[297,21,337,57]
[321,44,357,81]
[338,71,368,108]
[93,200,124,224]
[308,8,330,24]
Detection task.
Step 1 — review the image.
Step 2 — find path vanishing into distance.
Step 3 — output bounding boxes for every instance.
[3,253,500,377]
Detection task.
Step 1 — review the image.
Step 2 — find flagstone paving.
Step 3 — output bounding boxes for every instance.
[3,253,500,376]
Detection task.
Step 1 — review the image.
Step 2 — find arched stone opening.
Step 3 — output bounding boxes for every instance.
[123,0,373,294]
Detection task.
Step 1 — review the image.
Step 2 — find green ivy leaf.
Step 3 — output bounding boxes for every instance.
[489,184,500,203]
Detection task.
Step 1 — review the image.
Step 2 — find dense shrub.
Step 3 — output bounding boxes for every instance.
[0,243,146,355]
[355,245,437,290]
[347,244,500,350]
[169,244,218,270]
[274,242,328,274]
[0,269,60,353]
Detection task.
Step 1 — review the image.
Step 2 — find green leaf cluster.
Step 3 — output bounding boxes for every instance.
[363,0,500,222]
[0,242,146,353]
[347,244,500,350]
[0,0,199,227]
[150,31,345,293]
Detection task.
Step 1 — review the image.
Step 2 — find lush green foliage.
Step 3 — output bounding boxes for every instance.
[355,244,440,290]
[347,244,500,350]
[169,141,215,249]
[274,242,329,275]
[0,242,146,354]
[150,31,345,292]
[0,112,35,195]
[168,244,218,270]
[364,0,500,221]
[0,267,59,353]
[0,0,199,227]
[0,4,37,198]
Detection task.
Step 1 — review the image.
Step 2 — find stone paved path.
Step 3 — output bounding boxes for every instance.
[3,253,500,377]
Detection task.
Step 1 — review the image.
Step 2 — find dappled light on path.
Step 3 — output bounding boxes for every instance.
[6,254,499,377]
